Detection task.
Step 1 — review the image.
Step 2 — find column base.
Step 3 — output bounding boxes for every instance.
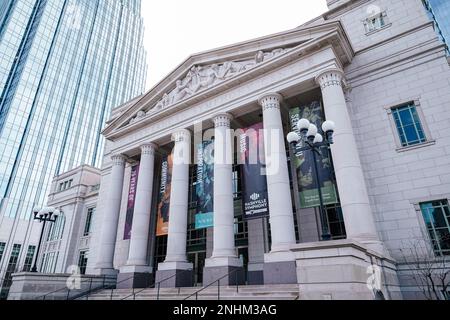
[203,265,245,287]
[203,256,244,286]
[263,251,298,285]
[155,262,193,288]
[117,266,153,289]
[247,263,264,285]
[96,267,119,277]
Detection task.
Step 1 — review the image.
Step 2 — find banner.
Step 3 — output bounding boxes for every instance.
[195,140,214,229]
[156,152,173,236]
[289,101,338,208]
[240,122,270,220]
[124,164,139,240]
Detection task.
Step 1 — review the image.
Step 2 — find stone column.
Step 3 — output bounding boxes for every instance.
[95,154,126,275]
[258,93,297,284]
[315,68,382,253]
[203,113,244,286]
[156,129,193,287]
[119,143,157,288]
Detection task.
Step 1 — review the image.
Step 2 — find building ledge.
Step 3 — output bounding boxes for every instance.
[395,140,436,153]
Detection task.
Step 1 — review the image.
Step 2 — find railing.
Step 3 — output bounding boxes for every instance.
[121,269,193,301]
[184,268,240,301]
[63,274,137,300]
[99,275,139,301]
[35,274,117,300]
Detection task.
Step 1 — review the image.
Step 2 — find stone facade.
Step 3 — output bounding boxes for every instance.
[10,0,450,300]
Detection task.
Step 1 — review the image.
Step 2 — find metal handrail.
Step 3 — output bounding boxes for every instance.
[121,268,193,301]
[35,275,112,300]
[35,273,127,301]
[83,274,137,301]
[184,268,240,301]
[70,273,139,300]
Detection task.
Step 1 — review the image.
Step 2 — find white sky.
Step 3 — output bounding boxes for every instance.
[141,0,328,90]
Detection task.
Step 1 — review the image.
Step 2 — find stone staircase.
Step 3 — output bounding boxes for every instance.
[85,284,300,300]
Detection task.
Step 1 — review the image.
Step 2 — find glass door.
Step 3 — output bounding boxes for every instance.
[187,251,206,286]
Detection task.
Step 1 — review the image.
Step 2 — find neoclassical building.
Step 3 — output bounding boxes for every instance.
[75,0,450,299]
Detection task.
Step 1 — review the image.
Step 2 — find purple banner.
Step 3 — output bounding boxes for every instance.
[123,164,139,240]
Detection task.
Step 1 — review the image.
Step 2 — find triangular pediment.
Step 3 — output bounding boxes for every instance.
[103,21,353,138]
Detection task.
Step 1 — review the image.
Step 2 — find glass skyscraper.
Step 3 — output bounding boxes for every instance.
[0,0,147,221]
[423,0,450,54]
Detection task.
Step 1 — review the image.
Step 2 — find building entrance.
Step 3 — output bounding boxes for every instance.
[187,251,206,286]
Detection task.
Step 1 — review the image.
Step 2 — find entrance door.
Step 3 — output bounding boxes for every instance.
[237,247,249,284]
[187,251,206,286]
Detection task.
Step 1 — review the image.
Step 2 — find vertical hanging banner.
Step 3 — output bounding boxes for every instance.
[240,122,270,220]
[156,152,173,236]
[124,164,140,240]
[195,140,214,229]
[289,101,338,208]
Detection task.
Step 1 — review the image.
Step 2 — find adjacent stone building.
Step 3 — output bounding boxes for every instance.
[11,0,450,300]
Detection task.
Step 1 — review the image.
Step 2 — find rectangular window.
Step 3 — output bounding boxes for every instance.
[0,242,5,264]
[78,250,88,275]
[22,245,36,272]
[83,207,95,236]
[420,200,450,256]
[0,244,22,298]
[392,103,427,147]
[364,11,389,33]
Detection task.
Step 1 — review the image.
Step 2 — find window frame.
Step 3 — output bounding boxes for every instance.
[83,207,95,237]
[78,250,89,275]
[22,245,36,272]
[385,99,435,152]
[418,199,450,256]
[0,242,5,264]
[363,10,391,35]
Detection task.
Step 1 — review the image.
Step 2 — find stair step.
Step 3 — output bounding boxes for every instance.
[82,284,300,301]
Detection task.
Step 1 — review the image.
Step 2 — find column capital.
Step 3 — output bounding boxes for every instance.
[315,68,345,89]
[140,143,157,156]
[111,154,127,166]
[258,92,283,111]
[171,129,191,143]
[213,113,233,128]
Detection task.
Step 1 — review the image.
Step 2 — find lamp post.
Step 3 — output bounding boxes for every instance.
[286,118,336,241]
[31,207,60,273]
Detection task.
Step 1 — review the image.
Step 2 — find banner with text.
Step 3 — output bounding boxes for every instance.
[156,152,173,236]
[240,122,270,220]
[289,101,338,208]
[195,140,214,229]
[124,164,140,240]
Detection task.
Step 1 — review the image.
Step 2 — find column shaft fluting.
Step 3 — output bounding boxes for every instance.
[258,93,297,252]
[164,129,191,263]
[96,154,126,270]
[126,143,157,267]
[316,68,379,245]
[211,113,236,258]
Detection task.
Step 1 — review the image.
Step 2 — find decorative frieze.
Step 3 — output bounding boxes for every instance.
[127,48,289,125]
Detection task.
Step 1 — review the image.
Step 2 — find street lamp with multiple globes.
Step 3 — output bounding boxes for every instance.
[31,207,60,273]
[286,118,336,241]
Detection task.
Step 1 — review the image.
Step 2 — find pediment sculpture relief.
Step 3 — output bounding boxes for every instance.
[128,47,288,125]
